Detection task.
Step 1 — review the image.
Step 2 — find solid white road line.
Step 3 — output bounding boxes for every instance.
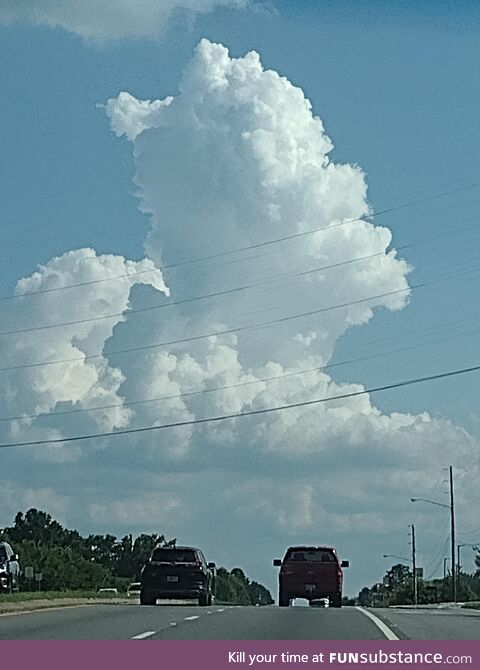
[131,630,157,639]
[184,615,200,621]
[356,607,400,640]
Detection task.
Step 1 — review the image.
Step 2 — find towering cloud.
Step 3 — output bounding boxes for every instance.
[106,39,410,364]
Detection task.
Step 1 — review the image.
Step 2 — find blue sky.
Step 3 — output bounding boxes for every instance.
[1,1,480,593]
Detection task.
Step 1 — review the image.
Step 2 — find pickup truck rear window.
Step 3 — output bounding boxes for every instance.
[151,549,197,563]
[285,549,336,562]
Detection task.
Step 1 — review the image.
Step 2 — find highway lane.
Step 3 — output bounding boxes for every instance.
[1,603,479,639]
[150,606,387,640]
[0,604,388,640]
[371,607,480,640]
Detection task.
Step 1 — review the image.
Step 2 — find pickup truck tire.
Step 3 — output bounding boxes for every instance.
[331,594,342,608]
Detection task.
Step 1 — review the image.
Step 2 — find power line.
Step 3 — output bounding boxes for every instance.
[4,307,480,424]
[422,524,451,572]
[458,526,480,536]
[425,536,451,581]
[0,285,411,372]
[4,210,480,336]
[381,173,480,203]
[3,263,480,374]
[2,180,479,303]
[1,361,480,449]
[0,248,405,336]
[0,266,162,304]
[219,210,480,286]
[0,236,478,336]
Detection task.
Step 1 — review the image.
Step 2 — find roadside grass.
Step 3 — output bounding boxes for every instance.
[462,601,480,610]
[0,590,110,603]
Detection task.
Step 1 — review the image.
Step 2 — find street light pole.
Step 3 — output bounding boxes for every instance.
[411,524,417,607]
[449,466,456,603]
[411,465,456,603]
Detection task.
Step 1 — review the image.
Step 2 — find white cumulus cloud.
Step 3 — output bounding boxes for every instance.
[0,248,168,447]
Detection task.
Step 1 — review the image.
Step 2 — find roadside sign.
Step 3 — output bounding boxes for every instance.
[35,572,43,582]
[415,567,424,578]
[24,566,34,579]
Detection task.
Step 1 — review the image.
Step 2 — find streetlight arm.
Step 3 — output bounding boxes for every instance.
[411,497,451,510]
[382,554,410,562]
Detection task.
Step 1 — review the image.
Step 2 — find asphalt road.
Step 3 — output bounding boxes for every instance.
[0,603,479,640]
[371,606,480,640]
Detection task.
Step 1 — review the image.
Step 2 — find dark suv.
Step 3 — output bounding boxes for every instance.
[0,542,20,593]
[273,546,349,608]
[140,546,216,606]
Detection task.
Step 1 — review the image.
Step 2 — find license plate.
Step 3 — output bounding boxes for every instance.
[305,584,315,591]
[166,576,179,583]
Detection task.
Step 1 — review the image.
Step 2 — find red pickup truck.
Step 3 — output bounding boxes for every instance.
[273,546,349,608]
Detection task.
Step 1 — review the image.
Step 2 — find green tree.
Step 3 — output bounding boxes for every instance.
[215,567,273,605]
[357,586,373,606]
[2,508,272,601]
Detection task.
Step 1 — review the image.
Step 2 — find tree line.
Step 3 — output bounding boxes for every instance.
[0,508,273,605]
[357,558,480,607]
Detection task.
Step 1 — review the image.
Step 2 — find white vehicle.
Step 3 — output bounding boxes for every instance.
[127,582,141,598]
[310,598,330,608]
[97,588,118,597]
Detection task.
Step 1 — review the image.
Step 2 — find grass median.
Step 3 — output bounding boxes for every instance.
[1,590,96,602]
[461,601,480,610]
[0,590,130,614]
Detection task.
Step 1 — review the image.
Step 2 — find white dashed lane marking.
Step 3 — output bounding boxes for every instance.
[131,630,157,640]
[184,615,200,621]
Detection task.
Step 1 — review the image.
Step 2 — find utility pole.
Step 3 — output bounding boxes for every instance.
[450,465,456,603]
[411,465,456,602]
[411,524,418,606]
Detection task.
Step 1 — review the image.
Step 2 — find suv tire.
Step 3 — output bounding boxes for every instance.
[140,590,156,606]
[198,592,209,606]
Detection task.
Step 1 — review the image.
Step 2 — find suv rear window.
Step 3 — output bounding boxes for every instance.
[151,548,197,563]
[285,549,336,562]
